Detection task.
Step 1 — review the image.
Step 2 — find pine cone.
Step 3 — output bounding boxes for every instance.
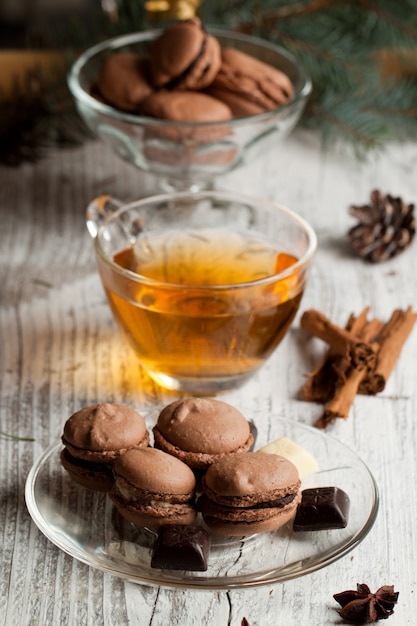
[348,190,416,262]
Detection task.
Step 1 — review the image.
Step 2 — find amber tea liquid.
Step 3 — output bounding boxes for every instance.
[103,229,303,390]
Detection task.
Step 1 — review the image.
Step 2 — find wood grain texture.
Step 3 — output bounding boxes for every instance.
[1,130,417,625]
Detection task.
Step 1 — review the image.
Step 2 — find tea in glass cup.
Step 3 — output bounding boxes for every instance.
[87,191,317,393]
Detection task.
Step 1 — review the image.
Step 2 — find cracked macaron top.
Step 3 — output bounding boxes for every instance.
[62,402,149,462]
[152,398,254,469]
[201,452,301,506]
[198,452,301,536]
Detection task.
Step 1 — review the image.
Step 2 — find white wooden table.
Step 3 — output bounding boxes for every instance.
[1,129,416,626]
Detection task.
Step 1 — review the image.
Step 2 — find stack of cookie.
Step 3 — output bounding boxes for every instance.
[94,18,294,124]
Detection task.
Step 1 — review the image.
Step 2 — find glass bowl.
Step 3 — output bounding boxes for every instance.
[68,28,312,192]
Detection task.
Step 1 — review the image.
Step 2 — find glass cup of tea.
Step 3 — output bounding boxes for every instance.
[86,191,317,394]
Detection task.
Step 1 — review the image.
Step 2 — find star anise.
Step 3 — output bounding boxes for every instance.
[333,583,399,623]
[348,189,416,262]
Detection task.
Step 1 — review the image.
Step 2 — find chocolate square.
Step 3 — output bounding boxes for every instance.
[151,524,211,571]
[293,486,350,531]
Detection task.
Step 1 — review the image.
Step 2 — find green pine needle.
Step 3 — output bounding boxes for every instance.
[1,0,417,164]
[0,431,36,442]
[201,0,417,151]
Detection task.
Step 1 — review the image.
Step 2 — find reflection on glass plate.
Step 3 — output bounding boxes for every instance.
[25,417,378,590]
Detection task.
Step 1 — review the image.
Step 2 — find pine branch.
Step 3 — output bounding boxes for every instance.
[203,0,417,152]
[358,0,417,42]
[0,64,92,166]
[2,0,417,165]
[241,0,353,26]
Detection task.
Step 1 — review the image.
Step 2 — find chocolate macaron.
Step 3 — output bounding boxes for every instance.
[206,47,294,117]
[96,53,153,112]
[152,398,254,471]
[110,447,197,529]
[198,452,301,536]
[139,90,232,124]
[140,90,233,165]
[150,17,221,90]
[61,402,149,491]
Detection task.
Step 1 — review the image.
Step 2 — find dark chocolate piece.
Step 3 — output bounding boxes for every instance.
[293,486,350,531]
[151,524,211,571]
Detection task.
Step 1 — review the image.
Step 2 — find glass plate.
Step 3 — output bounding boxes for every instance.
[25,416,378,590]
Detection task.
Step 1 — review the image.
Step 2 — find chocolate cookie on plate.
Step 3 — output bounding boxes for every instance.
[61,402,149,491]
[153,397,254,471]
[198,452,301,536]
[110,447,197,529]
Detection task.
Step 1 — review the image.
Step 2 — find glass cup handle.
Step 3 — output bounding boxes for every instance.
[86,195,124,238]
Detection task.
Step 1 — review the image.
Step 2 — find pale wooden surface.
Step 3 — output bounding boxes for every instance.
[1,129,417,626]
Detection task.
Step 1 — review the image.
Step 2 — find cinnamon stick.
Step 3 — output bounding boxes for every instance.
[315,364,368,428]
[301,307,374,403]
[359,306,417,394]
[301,354,346,403]
[300,306,416,429]
[315,317,383,428]
[300,309,376,368]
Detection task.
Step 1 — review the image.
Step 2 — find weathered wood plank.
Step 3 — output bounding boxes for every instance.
[1,131,416,625]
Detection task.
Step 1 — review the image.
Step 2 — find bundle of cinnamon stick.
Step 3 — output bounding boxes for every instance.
[300,307,417,428]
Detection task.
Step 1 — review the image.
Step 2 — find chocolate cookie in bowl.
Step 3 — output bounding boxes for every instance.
[95,53,153,113]
[60,403,149,491]
[139,90,235,167]
[149,17,222,90]
[205,47,294,117]
[68,16,311,192]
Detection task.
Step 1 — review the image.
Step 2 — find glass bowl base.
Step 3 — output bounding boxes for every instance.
[147,369,256,394]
